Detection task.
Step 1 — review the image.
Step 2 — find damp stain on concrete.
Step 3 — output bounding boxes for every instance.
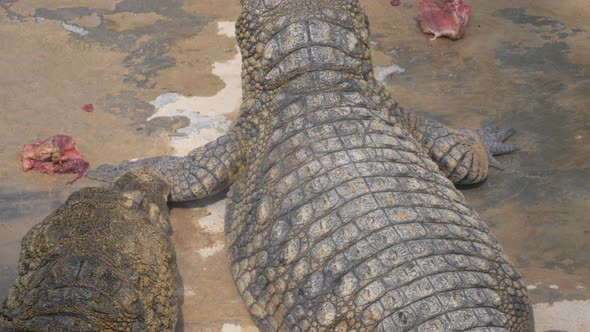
[496,41,582,73]
[103,12,166,31]
[28,0,210,94]
[147,21,242,155]
[495,7,565,28]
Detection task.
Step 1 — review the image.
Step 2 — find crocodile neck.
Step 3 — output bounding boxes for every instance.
[236,0,374,100]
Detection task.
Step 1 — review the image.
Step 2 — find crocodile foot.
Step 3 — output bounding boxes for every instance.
[476,125,520,169]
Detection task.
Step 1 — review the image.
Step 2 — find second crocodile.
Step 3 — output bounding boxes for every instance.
[1,171,178,331]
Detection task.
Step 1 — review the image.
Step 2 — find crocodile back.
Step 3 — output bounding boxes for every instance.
[225,90,532,332]
[228,1,533,331]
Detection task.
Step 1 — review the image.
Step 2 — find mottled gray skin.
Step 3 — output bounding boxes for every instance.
[88,0,533,331]
[0,171,178,332]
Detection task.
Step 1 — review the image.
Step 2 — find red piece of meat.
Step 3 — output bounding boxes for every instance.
[20,135,90,184]
[82,104,94,112]
[419,0,471,40]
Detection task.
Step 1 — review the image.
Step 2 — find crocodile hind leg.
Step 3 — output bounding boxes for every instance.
[87,132,245,202]
[393,107,520,185]
[364,81,519,185]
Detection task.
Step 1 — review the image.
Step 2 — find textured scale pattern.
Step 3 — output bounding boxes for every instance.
[86,0,533,331]
[0,172,178,332]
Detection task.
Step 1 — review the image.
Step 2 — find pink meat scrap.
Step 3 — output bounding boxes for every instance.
[20,135,90,184]
[419,0,471,40]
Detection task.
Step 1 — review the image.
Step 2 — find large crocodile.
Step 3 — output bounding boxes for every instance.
[0,171,178,331]
[88,0,534,331]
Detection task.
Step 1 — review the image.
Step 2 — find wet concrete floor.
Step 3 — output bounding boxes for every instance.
[0,0,588,331]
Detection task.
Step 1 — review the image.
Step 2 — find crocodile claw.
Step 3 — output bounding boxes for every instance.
[476,125,520,169]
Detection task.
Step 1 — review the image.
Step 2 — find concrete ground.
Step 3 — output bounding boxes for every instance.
[0,0,588,331]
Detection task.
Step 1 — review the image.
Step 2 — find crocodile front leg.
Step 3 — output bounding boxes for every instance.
[393,107,519,185]
[88,132,245,202]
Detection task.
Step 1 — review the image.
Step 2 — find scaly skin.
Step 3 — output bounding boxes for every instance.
[0,171,178,332]
[88,0,533,331]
